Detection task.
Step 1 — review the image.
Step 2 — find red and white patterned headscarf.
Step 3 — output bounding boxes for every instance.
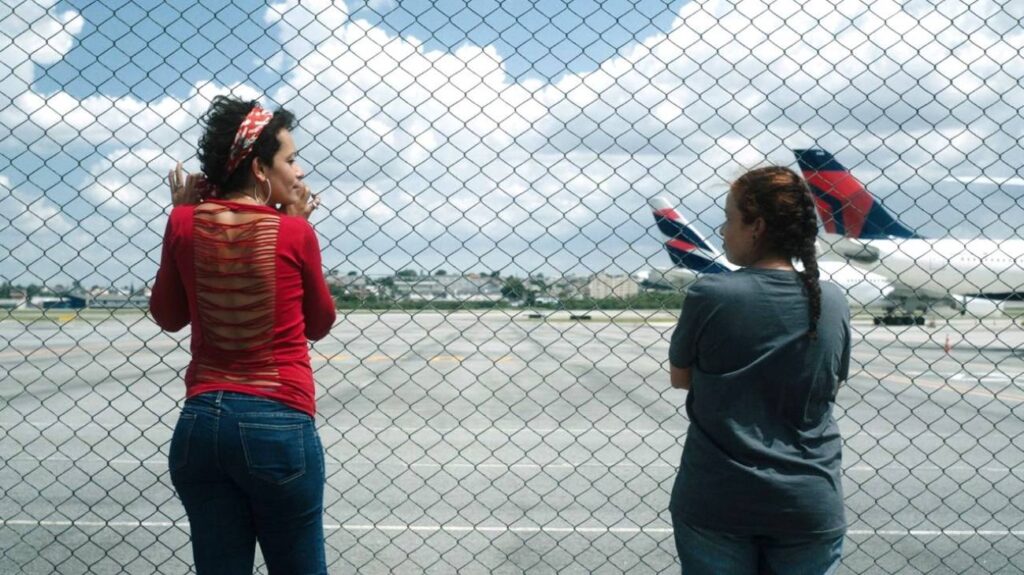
[225,105,274,175]
[195,104,275,199]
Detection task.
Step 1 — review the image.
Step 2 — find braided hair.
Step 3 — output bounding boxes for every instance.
[732,166,822,339]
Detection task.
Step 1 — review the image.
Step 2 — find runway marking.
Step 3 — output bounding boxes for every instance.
[1,519,1021,538]
[311,353,517,365]
[0,339,184,361]
[5,456,1015,475]
[860,368,1024,403]
[950,372,1012,384]
[312,354,352,363]
[17,419,1013,441]
[429,354,464,363]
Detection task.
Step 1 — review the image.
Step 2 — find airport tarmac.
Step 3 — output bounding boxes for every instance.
[1,311,1022,574]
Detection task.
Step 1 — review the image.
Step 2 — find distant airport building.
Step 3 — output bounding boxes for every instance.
[392,276,446,300]
[391,274,503,302]
[583,273,640,299]
[327,274,380,299]
[443,276,503,302]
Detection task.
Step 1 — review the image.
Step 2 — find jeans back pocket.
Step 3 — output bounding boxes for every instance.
[239,422,306,485]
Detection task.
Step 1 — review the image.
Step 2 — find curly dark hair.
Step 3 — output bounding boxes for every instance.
[732,166,822,339]
[197,95,297,195]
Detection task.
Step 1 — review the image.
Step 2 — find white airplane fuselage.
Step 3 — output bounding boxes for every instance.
[825,235,1024,300]
[639,259,892,315]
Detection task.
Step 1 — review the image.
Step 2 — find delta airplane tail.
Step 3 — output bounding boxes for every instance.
[649,197,731,274]
[793,148,921,240]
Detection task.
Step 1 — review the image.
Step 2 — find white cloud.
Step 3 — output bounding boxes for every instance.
[6,186,74,235]
[3,0,1023,280]
[0,0,82,91]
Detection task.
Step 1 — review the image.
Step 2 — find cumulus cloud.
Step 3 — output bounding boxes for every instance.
[0,0,82,101]
[3,0,1022,283]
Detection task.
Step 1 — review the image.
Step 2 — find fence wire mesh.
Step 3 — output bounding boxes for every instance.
[2,0,1024,573]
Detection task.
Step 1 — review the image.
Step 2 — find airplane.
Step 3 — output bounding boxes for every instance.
[631,197,725,292]
[640,197,899,317]
[794,148,1020,323]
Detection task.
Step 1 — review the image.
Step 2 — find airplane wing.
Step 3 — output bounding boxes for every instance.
[819,234,881,264]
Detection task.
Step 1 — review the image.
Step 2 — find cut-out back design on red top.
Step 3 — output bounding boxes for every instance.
[151,200,335,416]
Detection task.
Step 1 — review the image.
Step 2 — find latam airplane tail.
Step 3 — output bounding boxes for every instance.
[649,197,731,274]
[793,148,921,239]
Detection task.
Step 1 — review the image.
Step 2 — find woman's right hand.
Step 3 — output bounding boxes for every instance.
[168,162,200,206]
[282,183,320,220]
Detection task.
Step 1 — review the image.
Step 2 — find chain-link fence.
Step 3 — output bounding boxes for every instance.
[3,0,1024,573]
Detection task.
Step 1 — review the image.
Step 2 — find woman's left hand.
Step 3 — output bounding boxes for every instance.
[282,183,320,220]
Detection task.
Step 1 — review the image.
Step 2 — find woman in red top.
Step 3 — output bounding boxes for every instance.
[151,95,336,574]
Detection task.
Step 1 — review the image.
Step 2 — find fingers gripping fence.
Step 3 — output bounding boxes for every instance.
[2,0,1023,573]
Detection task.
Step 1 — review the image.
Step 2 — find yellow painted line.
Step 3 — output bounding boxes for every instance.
[429,355,464,363]
[860,369,1024,404]
[317,354,390,363]
[0,341,178,361]
[312,354,351,363]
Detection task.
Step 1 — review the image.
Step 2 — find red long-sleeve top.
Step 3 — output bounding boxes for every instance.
[150,199,336,416]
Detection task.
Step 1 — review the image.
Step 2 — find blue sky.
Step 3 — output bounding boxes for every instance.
[351,0,684,80]
[36,0,301,100]
[2,0,1023,288]
[36,0,684,99]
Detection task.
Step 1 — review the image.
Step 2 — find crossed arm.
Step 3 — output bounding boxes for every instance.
[670,365,692,391]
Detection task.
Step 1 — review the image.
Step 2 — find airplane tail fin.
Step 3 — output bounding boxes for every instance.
[793,148,920,239]
[649,197,719,255]
[649,197,731,274]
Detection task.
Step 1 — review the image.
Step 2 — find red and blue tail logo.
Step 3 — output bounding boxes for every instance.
[794,149,920,239]
[652,202,715,252]
[649,198,730,274]
[664,239,730,274]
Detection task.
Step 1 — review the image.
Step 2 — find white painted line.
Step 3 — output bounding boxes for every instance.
[6,456,168,467]
[951,372,1012,383]
[389,461,672,470]
[846,529,1024,537]
[1,519,187,528]
[16,421,689,435]
[845,430,1005,439]
[846,464,1013,473]
[13,421,1012,441]
[327,524,674,534]
[5,456,1014,474]
[327,425,1001,439]
[2,520,1022,538]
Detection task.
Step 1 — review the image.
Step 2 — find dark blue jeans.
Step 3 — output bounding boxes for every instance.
[169,391,327,575]
[672,516,843,575]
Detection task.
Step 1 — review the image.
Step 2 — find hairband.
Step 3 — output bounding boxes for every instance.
[194,104,274,199]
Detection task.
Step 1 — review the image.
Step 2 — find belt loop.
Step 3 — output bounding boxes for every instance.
[214,390,224,407]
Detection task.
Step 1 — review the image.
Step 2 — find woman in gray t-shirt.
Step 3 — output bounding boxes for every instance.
[668,166,852,575]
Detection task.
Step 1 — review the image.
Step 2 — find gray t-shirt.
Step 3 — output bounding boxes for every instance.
[668,267,851,538]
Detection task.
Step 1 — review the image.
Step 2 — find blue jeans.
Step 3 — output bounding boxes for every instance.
[672,516,843,575]
[169,391,327,575]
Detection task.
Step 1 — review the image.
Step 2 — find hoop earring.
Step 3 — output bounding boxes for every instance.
[262,179,272,205]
